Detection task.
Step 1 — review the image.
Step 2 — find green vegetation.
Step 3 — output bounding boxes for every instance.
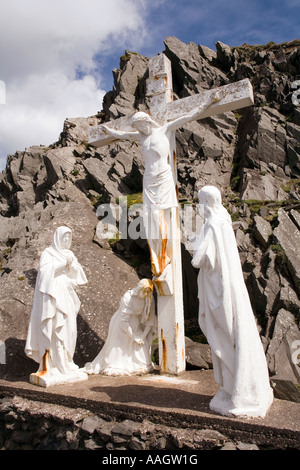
[243,199,267,214]
[233,40,295,59]
[108,232,120,245]
[89,193,103,206]
[120,50,143,66]
[82,141,92,151]
[233,111,243,121]
[230,212,240,222]
[117,193,143,208]
[281,178,300,193]
[270,244,288,268]
[230,175,241,191]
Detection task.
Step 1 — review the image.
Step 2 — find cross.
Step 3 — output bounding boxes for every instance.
[89,53,254,375]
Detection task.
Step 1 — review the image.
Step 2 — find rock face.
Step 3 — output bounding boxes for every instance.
[0,37,300,393]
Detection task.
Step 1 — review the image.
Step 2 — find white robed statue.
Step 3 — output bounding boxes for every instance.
[102,93,222,278]
[25,226,88,387]
[192,186,273,418]
[84,279,156,376]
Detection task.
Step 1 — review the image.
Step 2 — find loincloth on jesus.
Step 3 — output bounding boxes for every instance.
[142,166,178,210]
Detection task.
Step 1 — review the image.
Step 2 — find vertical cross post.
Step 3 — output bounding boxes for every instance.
[146,54,185,375]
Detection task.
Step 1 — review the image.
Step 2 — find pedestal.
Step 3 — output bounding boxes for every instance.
[29,368,88,388]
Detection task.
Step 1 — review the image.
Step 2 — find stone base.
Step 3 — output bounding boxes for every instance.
[209,388,274,419]
[29,369,88,388]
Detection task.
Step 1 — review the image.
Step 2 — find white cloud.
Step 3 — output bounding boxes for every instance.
[0,0,152,169]
[1,73,104,154]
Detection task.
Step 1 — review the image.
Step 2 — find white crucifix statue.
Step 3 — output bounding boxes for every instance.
[89,53,254,375]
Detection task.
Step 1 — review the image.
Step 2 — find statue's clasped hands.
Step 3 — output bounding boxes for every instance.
[66,255,74,270]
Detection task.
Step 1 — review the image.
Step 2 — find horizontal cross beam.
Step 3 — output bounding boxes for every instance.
[88,78,254,148]
[166,78,254,122]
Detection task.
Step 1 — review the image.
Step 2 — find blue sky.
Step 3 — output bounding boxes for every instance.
[99,0,300,90]
[0,0,299,170]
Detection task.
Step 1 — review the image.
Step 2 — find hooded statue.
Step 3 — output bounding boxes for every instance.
[25,226,88,386]
[84,279,156,376]
[192,186,273,418]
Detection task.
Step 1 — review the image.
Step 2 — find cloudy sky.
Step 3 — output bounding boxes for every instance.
[0,0,299,170]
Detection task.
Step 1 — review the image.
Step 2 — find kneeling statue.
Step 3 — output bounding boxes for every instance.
[85,279,156,376]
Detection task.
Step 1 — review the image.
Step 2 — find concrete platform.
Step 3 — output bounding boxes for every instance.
[1,369,300,449]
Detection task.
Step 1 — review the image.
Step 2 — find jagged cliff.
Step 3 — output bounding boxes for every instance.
[0,36,300,392]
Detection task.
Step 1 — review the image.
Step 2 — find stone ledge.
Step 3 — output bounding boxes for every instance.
[1,370,300,450]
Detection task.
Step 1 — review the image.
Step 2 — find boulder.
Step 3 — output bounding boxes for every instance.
[240,169,289,201]
[253,215,272,248]
[270,376,300,403]
[59,116,99,147]
[184,337,212,370]
[198,44,217,62]
[237,107,288,173]
[83,156,126,202]
[216,41,238,71]
[104,51,149,120]
[273,209,300,295]
[266,309,300,384]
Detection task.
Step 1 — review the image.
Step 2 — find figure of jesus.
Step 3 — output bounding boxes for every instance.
[103,92,223,278]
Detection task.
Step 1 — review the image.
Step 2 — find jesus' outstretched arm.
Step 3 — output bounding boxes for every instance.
[166,91,225,133]
[102,125,139,141]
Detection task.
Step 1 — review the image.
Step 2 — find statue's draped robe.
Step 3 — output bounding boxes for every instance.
[193,207,273,418]
[141,125,178,276]
[142,127,177,211]
[85,287,156,376]
[25,227,87,375]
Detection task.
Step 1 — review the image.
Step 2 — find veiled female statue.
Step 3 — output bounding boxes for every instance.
[84,279,156,376]
[192,186,273,418]
[25,226,88,387]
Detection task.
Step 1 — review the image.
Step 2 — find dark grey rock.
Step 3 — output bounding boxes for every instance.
[185,337,212,369]
[216,41,238,71]
[253,215,272,248]
[266,309,300,383]
[270,376,300,403]
[81,415,106,435]
[273,209,300,295]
